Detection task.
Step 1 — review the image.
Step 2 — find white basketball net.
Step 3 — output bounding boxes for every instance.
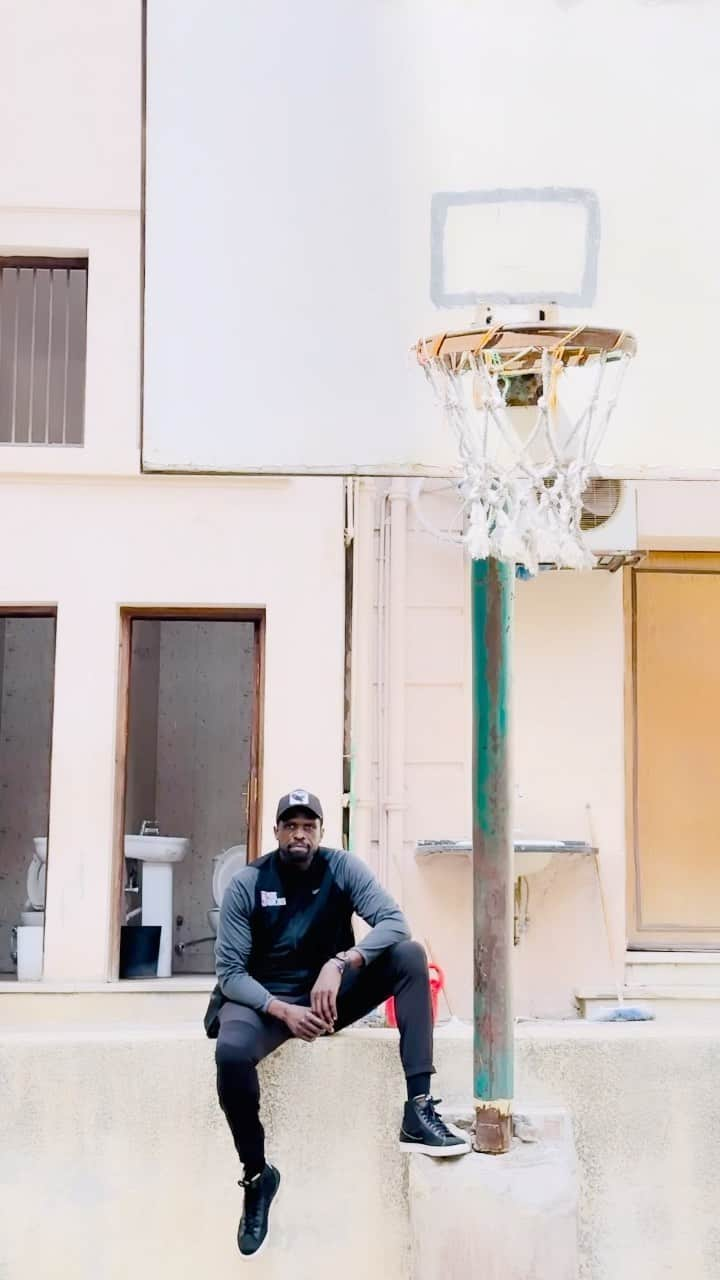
[418,336,633,575]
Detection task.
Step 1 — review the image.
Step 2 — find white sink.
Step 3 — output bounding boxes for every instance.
[123,835,190,977]
[415,838,596,879]
[124,835,190,864]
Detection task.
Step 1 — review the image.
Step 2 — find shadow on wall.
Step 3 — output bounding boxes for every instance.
[124,618,256,975]
[0,615,56,977]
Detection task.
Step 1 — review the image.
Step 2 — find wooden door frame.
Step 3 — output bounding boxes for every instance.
[109,607,266,979]
[626,553,720,950]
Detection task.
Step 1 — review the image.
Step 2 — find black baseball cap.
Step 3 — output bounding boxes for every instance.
[275,789,324,823]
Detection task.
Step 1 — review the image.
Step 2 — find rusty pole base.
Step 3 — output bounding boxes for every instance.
[473,1104,513,1155]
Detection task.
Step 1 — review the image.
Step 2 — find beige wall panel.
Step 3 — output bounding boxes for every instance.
[405,764,468,844]
[405,610,465,685]
[405,686,467,766]
[398,492,627,1016]
[406,536,465,610]
[638,481,720,550]
[404,855,473,1016]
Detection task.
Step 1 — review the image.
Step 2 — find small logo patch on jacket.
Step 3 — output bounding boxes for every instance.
[261,890,286,907]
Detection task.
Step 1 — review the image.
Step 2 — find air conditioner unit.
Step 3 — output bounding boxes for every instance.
[581,478,640,568]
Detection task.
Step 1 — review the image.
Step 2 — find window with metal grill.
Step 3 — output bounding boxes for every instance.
[0,258,88,446]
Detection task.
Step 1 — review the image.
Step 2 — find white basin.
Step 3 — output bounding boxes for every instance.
[415,838,595,879]
[122,836,190,977]
[124,835,190,864]
[33,838,48,863]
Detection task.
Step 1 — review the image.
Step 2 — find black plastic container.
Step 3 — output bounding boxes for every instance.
[119,925,162,979]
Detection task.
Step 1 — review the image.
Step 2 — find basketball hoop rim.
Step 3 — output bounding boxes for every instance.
[415,323,637,372]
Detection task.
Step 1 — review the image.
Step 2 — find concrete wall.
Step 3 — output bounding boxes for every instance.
[2,1019,718,1280]
[0,475,346,983]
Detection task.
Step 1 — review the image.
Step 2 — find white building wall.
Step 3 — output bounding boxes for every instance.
[0,0,141,479]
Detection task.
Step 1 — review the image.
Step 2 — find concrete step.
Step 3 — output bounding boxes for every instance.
[0,977,214,1027]
[625,953,720,988]
[576,984,720,1024]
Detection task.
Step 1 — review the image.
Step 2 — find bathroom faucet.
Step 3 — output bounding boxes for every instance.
[139,819,160,836]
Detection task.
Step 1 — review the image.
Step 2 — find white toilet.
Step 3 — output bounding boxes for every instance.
[14,837,47,980]
[208,844,247,935]
[21,837,47,927]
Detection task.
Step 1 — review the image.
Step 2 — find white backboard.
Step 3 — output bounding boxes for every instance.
[143,0,720,478]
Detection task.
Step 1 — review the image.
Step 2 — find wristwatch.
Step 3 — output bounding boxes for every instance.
[331,950,352,974]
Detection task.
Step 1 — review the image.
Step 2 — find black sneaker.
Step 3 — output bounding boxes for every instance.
[237,1163,281,1258]
[399,1096,471,1157]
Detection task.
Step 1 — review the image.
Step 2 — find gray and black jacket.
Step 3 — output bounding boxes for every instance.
[204,846,409,1037]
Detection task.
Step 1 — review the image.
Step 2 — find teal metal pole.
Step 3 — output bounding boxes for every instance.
[471,556,514,1154]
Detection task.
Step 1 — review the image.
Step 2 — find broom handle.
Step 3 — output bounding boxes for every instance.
[586,805,623,1005]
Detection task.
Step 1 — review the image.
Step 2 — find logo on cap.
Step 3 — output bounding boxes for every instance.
[276,789,324,823]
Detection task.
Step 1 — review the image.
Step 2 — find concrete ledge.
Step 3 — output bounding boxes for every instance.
[0,980,213,1026]
[2,1021,720,1279]
[0,978,216,991]
[410,1108,579,1280]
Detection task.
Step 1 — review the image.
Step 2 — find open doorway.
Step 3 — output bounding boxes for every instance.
[0,611,56,981]
[117,611,264,977]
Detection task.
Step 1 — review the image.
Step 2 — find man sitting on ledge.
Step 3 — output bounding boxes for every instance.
[205,788,470,1259]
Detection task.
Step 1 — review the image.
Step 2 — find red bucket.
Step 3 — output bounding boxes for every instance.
[385,963,445,1028]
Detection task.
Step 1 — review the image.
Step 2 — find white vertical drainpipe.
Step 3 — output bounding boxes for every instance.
[349,479,376,868]
[376,486,389,883]
[384,478,408,898]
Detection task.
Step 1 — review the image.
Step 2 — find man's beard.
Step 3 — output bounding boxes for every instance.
[283,844,314,864]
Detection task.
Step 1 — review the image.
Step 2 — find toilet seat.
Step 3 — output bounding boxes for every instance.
[26,857,46,910]
[212,845,247,907]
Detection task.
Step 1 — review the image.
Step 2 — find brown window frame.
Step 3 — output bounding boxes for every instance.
[0,255,89,447]
[110,607,266,979]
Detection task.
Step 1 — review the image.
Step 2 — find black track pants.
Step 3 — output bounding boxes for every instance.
[215,939,435,1176]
